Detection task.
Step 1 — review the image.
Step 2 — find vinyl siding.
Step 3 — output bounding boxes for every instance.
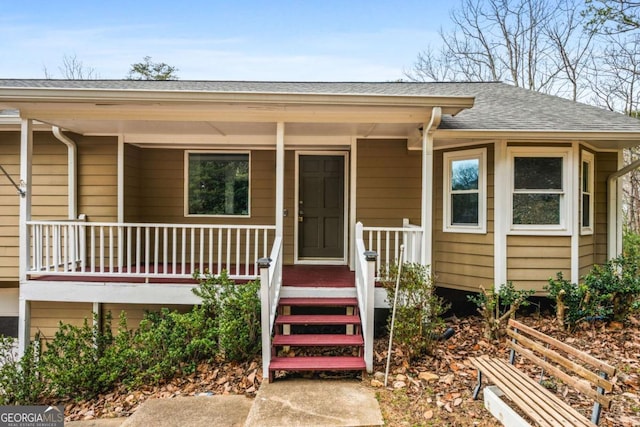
[433,144,495,292]
[77,136,118,222]
[124,144,141,222]
[595,151,617,264]
[30,301,92,341]
[102,303,192,334]
[356,139,421,226]
[507,235,571,292]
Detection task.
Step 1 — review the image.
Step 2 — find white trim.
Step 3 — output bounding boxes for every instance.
[17,297,30,358]
[494,140,508,290]
[506,146,574,235]
[617,150,624,256]
[294,151,349,265]
[117,135,124,222]
[571,142,580,284]
[349,136,358,269]
[483,386,531,427]
[19,119,33,282]
[421,107,441,267]
[442,147,487,234]
[183,150,252,217]
[275,123,285,237]
[580,150,595,236]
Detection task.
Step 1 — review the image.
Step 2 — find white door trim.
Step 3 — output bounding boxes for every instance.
[294,150,349,265]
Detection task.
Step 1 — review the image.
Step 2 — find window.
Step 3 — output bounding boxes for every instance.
[508,147,572,234]
[443,148,486,233]
[185,152,250,216]
[581,151,594,235]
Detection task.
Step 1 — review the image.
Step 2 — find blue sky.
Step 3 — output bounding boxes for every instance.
[0,0,451,81]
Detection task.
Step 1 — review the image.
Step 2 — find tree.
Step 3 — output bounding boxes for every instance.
[126,56,179,80]
[43,54,99,80]
[585,0,640,34]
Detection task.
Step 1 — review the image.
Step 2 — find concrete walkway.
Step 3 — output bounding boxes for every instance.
[67,379,383,427]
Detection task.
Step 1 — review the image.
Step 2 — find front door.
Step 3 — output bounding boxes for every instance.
[298,155,345,259]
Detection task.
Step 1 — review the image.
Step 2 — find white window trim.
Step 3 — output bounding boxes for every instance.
[184,150,252,218]
[581,150,595,235]
[443,147,487,234]
[507,146,573,235]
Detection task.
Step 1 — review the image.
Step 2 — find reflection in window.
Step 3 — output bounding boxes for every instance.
[443,148,486,233]
[187,153,249,216]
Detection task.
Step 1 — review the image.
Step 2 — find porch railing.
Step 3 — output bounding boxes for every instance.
[26,221,276,279]
[355,222,376,373]
[259,236,283,380]
[362,218,423,279]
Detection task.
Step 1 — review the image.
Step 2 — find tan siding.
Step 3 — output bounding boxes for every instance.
[0,132,70,281]
[30,302,92,341]
[595,152,617,264]
[102,303,192,334]
[77,136,118,222]
[356,139,421,226]
[507,235,570,292]
[433,144,495,292]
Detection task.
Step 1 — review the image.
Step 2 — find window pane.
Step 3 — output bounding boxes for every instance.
[514,157,562,190]
[582,161,589,192]
[513,194,560,224]
[451,158,479,191]
[583,195,591,227]
[452,193,479,225]
[188,153,249,215]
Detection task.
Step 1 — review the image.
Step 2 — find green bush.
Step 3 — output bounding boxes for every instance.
[194,270,261,361]
[468,282,535,340]
[381,263,449,359]
[547,255,640,329]
[0,334,44,405]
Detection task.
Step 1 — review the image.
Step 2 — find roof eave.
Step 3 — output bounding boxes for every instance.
[435,128,640,143]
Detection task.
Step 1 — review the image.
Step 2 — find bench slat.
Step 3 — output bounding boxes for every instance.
[506,329,614,392]
[506,341,612,409]
[509,319,616,377]
[471,355,596,427]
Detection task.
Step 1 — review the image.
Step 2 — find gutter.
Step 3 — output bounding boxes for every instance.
[420,107,442,268]
[52,126,77,219]
[608,157,640,258]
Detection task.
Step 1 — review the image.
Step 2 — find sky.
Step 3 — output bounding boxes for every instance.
[0,0,452,81]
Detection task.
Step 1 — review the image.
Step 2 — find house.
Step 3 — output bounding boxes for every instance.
[1,80,640,379]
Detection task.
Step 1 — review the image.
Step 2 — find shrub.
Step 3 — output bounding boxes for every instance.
[194,270,261,361]
[381,263,450,360]
[0,334,44,405]
[546,272,603,330]
[468,282,535,340]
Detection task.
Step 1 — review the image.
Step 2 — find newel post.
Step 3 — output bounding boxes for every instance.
[258,257,272,381]
[364,250,377,373]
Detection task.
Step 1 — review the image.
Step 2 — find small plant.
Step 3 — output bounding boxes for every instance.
[546,272,604,330]
[193,270,261,361]
[381,263,450,360]
[468,282,535,340]
[0,334,44,405]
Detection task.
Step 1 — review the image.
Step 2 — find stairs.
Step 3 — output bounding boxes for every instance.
[268,297,366,381]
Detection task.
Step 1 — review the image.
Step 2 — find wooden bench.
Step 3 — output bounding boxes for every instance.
[469,318,616,427]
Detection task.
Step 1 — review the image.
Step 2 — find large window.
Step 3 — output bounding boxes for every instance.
[443,148,486,233]
[185,152,250,216]
[581,151,594,235]
[508,147,572,233]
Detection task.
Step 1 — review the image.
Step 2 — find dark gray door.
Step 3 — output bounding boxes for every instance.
[298,155,344,258]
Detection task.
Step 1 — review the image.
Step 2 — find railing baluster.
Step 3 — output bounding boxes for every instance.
[90,226,96,273]
[99,226,105,273]
[236,228,241,276]
[208,228,214,274]
[217,229,223,275]
[109,226,114,273]
[117,225,123,273]
[226,228,231,273]
[45,225,50,271]
[144,226,150,275]
[181,227,186,276]
[154,226,160,275]
[254,229,259,276]
[199,228,204,275]
[163,227,168,276]
[172,227,177,276]
[190,227,195,276]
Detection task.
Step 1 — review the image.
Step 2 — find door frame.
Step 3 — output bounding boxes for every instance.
[294,150,349,265]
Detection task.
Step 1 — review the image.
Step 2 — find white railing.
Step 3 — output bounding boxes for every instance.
[362,218,423,278]
[259,236,283,381]
[27,221,276,279]
[355,222,376,373]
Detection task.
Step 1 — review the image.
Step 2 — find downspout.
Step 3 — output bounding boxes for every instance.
[421,107,442,268]
[52,126,77,219]
[607,156,640,258]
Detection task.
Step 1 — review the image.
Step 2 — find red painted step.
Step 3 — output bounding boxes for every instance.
[278,297,358,307]
[275,314,361,325]
[270,356,366,371]
[272,334,364,347]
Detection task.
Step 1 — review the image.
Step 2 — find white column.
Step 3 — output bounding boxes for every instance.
[349,136,358,269]
[18,297,30,357]
[571,142,580,284]
[275,122,285,238]
[421,107,441,268]
[493,140,508,290]
[117,135,125,223]
[19,119,33,282]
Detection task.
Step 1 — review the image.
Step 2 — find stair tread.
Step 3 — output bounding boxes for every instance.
[270,356,366,371]
[278,297,358,307]
[273,334,364,346]
[275,314,361,325]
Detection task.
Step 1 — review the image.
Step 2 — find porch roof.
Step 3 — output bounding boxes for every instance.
[1,80,640,148]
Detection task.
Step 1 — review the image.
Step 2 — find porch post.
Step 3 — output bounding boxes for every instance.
[258,257,272,382]
[18,119,33,356]
[364,250,377,373]
[421,108,441,268]
[275,122,285,238]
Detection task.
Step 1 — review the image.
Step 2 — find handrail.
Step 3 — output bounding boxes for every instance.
[355,222,376,373]
[26,220,276,280]
[259,236,283,381]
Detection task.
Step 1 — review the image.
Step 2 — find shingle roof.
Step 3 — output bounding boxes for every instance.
[1,79,640,133]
